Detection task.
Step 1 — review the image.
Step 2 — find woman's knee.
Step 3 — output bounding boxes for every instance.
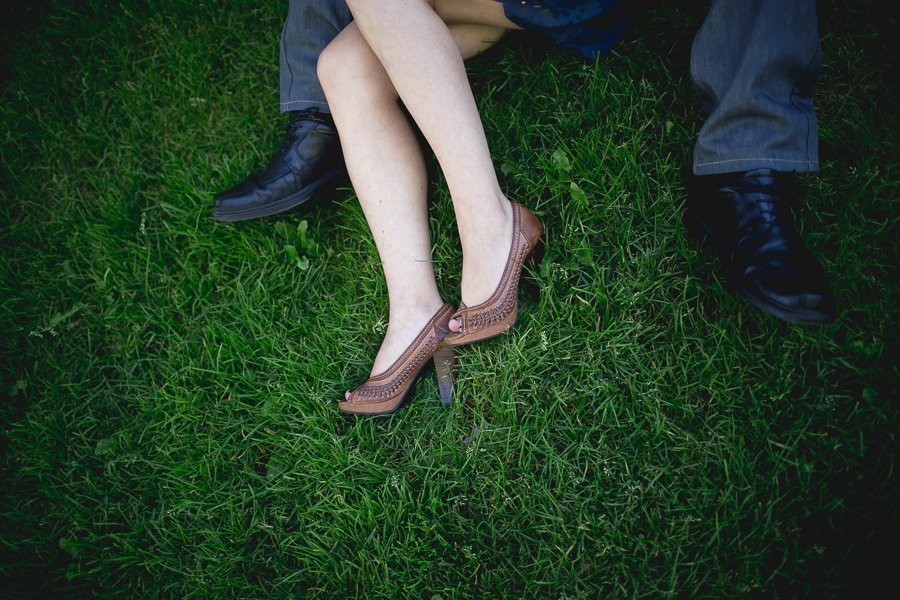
[316,38,344,97]
[317,34,370,101]
[318,28,397,108]
[448,24,506,59]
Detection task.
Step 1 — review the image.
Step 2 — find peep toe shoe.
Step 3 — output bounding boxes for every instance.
[444,201,543,347]
[339,302,457,415]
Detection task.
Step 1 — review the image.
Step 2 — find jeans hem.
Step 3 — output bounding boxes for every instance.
[693,158,819,176]
[280,100,331,114]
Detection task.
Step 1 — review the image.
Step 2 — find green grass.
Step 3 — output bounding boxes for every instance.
[2,0,898,597]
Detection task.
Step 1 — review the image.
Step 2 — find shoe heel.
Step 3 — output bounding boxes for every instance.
[433,345,457,407]
[682,207,711,244]
[522,238,545,303]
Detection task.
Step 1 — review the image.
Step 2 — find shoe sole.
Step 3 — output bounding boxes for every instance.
[212,166,347,222]
[683,207,836,326]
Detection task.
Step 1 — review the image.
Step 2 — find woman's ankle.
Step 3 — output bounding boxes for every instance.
[387,295,446,327]
[457,193,512,250]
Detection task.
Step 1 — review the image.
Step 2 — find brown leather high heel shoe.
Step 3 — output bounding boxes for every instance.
[339,302,457,415]
[444,201,543,347]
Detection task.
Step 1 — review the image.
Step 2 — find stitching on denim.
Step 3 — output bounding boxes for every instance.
[696,158,817,167]
[280,100,329,111]
[789,40,822,164]
[689,19,716,113]
[280,3,295,106]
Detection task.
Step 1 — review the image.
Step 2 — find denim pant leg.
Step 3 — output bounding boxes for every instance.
[280,0,353,114]
[691,0,822,175]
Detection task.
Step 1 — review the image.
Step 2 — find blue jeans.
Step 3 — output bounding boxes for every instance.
[279,0,352,114]
[278,0,822,175]
[691,0,822,175]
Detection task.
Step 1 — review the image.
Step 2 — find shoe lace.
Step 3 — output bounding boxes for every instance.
[726,172,793,241]
[289,106,323,123]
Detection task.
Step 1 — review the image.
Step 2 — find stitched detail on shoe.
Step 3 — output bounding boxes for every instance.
[466,241,527,331]
[456,203,531,336]
[352,336,438,401]
[348,303,453,403]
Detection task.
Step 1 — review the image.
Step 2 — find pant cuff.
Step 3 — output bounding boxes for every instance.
[693,158,819,176]
[280,100,331,114]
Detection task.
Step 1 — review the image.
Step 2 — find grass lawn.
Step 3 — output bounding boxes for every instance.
[2,0,898,597]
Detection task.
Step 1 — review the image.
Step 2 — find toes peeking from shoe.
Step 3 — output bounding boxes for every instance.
[448,318,461,333]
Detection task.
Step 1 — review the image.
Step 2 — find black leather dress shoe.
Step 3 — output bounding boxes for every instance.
[212,108,346,221]
[683,169,837,325]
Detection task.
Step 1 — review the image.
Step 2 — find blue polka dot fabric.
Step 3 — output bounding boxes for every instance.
[500,0,637,60]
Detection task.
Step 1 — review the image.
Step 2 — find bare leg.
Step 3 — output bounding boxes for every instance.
[319,24,442,383]
[319,15,509,395]
[344,0,522,333]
